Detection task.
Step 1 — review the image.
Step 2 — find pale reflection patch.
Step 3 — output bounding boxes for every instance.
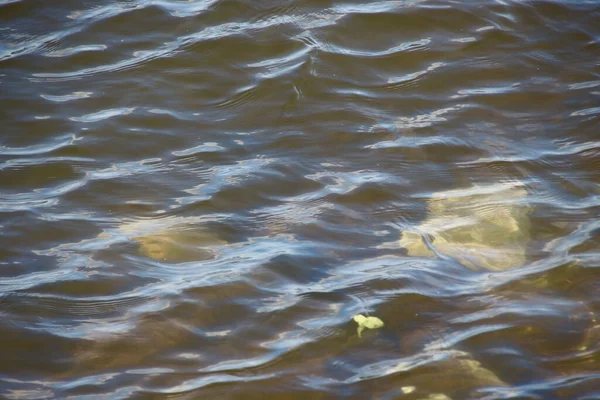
[400,181,530,271]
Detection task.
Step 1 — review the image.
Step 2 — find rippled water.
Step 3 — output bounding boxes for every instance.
[1,0,599,398]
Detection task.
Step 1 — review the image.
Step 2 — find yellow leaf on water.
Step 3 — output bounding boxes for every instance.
[353,314,384,337]
[363,316,384,329]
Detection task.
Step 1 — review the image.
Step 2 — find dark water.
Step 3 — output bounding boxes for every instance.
[1,0,600,398]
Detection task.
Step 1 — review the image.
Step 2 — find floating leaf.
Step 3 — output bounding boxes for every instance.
[353,314,384,337]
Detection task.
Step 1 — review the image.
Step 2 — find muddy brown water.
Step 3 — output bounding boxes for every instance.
[1,0,599,399]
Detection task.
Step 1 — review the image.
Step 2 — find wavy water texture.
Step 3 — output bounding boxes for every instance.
[1,0,599,399]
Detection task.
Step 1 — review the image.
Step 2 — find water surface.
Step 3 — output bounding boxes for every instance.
[1,0,599,398]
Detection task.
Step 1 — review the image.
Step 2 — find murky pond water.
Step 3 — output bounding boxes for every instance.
[1,0,599,398]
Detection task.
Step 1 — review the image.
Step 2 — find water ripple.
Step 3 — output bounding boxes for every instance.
[70,107,135,123]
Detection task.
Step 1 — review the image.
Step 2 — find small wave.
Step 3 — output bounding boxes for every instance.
[570,106,600,117]
[381,61,445,91]
[70,107,135,122]
[366,135,473,151]
[326,38,432,58]
[67,3,140,21]
[453,83,520,97]
[5,292,150,318]
[31,43,177,81]
[154,372,275,395]
[568,80,600,90]
[85,158,168,181]
[172,143,225,157]
[0,29,80,62]
[30,15,312,81]
[174,157,275,204]
[215,84,266,110]
[0,134,78,156]
[149,0,220,18]
[40,92,93,102]
[0,178,87,213]
[45,44,107,57]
